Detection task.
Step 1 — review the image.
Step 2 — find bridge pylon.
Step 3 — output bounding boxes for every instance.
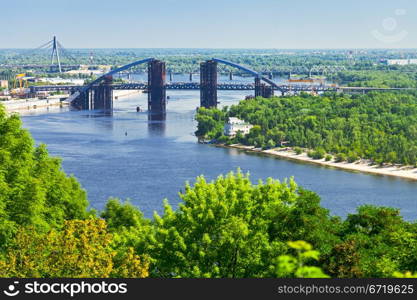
[50,36,62,73]
[200,60,218,108]
[148,60,166,115]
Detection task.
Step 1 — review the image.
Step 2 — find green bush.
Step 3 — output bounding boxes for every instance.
[308,148,325,160]
[325,154,332,161]
[294,147,303,155]
[347,152,359,163]
[216,135,229,144]
[335,153,347,162]
[266,139,276,149]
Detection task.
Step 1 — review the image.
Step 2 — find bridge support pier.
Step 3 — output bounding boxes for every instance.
[93,75,113,111]
[255,77,262,97]
[148,60,166,115]
[200,60,218,108]
[254,77,274,98]
[72,76,113,111]
[263,85,274,98]
[74,89,92,110]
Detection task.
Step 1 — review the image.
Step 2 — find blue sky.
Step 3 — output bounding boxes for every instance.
[2,0,417,48]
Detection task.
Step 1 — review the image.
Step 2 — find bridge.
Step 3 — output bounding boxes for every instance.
[29,57,329,113]
[30,82,337,93]
[29,57,417,114]
[29,57,287,113]
[83,58,282,112]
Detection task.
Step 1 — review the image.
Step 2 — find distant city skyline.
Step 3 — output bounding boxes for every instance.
[2,0,417,49]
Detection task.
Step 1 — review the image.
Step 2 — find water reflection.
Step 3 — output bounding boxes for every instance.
[79,110,115,132]
[148,113,166,137]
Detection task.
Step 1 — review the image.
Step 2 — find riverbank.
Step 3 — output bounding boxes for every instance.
[2,95,69,113]
[219,144,417,181]
[2,90,142,114]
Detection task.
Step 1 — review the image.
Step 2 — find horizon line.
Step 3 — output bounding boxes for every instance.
[1,47,417,51]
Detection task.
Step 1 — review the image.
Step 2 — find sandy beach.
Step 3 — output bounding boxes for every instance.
[220,144,417,181]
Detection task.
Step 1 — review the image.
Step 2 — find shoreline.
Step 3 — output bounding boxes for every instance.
[2,90,142,114]
[217,144,417,181]
[2,96,69,113]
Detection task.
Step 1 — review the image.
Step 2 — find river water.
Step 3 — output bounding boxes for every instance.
[21,90,417,220]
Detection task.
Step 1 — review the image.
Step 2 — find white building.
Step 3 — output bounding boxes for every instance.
[224,117,253,137]
[38,78,85,85]
[386,59,417,66]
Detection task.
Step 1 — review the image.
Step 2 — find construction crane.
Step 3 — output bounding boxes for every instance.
[11,73,28,97]
[13,73,27,88]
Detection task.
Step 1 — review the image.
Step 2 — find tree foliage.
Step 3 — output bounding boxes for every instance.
[196,92,417,165]
[103,171,417,278]
[0,219,149,278]
[275,241,329,278]
[1,104,416,278]
[0,107,89,249]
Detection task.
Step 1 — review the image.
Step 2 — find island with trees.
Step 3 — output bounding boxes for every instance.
[195,91,417,180]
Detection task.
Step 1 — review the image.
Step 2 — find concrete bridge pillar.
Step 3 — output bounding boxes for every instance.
[72,76,113,111]
[200,60,218,108]
[255,77,274,98]
[148,60,166,114]
[254,77,263,97]
[93,75,113,111]
[263,85,274,98]
[73,89,91,110]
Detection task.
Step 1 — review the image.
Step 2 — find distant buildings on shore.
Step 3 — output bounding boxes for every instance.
[37,78,85,85]
[383,59,417,66]
[224,117,253,137]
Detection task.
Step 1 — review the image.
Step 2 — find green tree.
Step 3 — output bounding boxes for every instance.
[142,170,339,278]
[275,241,329,278]
[0,219,149,278]
[0,106,89,248]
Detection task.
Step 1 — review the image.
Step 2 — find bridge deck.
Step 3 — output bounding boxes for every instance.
[30,82,336,92]
[29,83,417,93]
